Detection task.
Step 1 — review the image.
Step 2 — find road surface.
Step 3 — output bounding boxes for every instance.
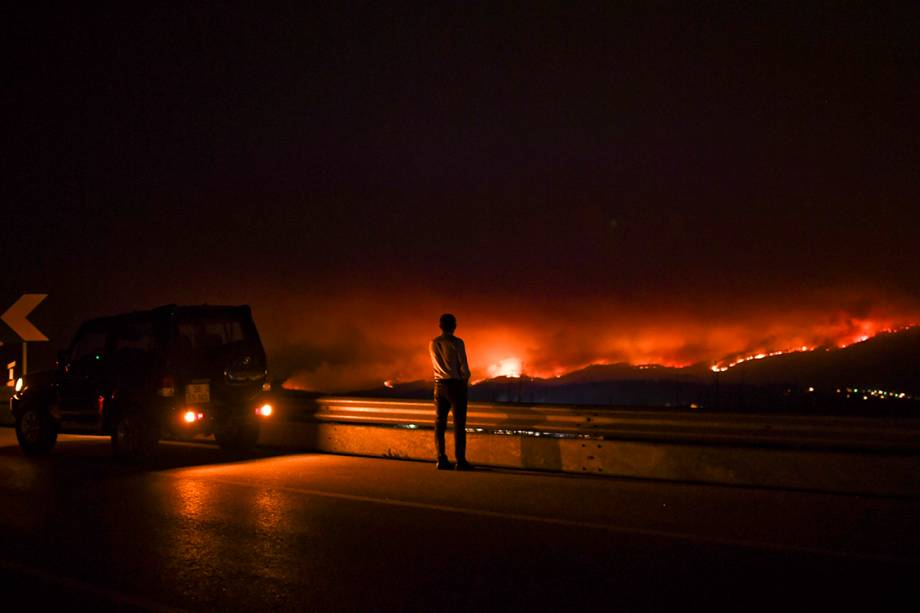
[0,429,917,611]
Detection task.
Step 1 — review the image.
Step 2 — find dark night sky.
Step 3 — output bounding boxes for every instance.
[4,3,919,390]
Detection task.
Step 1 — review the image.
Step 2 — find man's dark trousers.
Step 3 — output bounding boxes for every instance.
[434,379,467,461]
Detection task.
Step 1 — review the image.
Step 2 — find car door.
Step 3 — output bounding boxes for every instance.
[109,317,158,404]
[59,322,110,426]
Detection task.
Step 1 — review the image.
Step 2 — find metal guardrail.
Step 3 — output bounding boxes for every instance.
[280,396,920,453]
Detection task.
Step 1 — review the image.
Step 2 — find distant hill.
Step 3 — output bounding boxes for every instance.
[717,326,920,392]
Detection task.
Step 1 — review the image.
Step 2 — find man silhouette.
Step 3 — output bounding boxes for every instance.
[429,313,472,470]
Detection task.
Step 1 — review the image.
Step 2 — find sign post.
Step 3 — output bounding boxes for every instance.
[1,294,49,377]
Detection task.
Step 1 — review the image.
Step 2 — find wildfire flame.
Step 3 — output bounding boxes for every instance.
[276,300,920,392]
[488,357,523,379]
[709,323,916,373]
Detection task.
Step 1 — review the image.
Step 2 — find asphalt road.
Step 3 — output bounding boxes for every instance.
[0,428,917,612]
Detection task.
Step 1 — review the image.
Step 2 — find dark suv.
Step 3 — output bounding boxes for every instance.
[10,304,272,458]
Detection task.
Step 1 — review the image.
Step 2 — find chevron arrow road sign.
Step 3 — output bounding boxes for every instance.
[2,294,49,342]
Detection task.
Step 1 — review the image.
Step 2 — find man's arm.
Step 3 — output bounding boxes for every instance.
[458,339,471,380]
[429,339,438,374]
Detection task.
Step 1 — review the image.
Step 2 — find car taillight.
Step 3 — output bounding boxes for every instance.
[182,409,204,424]
[157,375,175,397]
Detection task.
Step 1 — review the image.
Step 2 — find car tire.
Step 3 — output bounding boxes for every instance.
[111,411,160,460]
[15,406,57,455]
[215,419,260,452]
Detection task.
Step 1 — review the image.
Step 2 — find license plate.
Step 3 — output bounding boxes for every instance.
[185,383,210,404]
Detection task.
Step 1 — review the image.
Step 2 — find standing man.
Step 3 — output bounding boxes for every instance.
[429,313,472,471]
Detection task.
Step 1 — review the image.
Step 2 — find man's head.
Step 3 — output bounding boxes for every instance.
[439,313,457,334]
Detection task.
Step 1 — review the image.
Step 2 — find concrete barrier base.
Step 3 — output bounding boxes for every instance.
[259,422,920,496]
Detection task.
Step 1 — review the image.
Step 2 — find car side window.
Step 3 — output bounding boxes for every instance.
[112,321,156,355]
[71,328,107,364]
[110,321,157,384]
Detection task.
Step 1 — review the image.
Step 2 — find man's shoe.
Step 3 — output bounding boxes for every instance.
[455,460,473,471]
[436,457,454,470]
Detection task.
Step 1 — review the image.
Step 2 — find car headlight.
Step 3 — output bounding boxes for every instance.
[14,378,23,393]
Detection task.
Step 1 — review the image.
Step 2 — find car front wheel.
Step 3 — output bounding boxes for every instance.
[15,407,57,455]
